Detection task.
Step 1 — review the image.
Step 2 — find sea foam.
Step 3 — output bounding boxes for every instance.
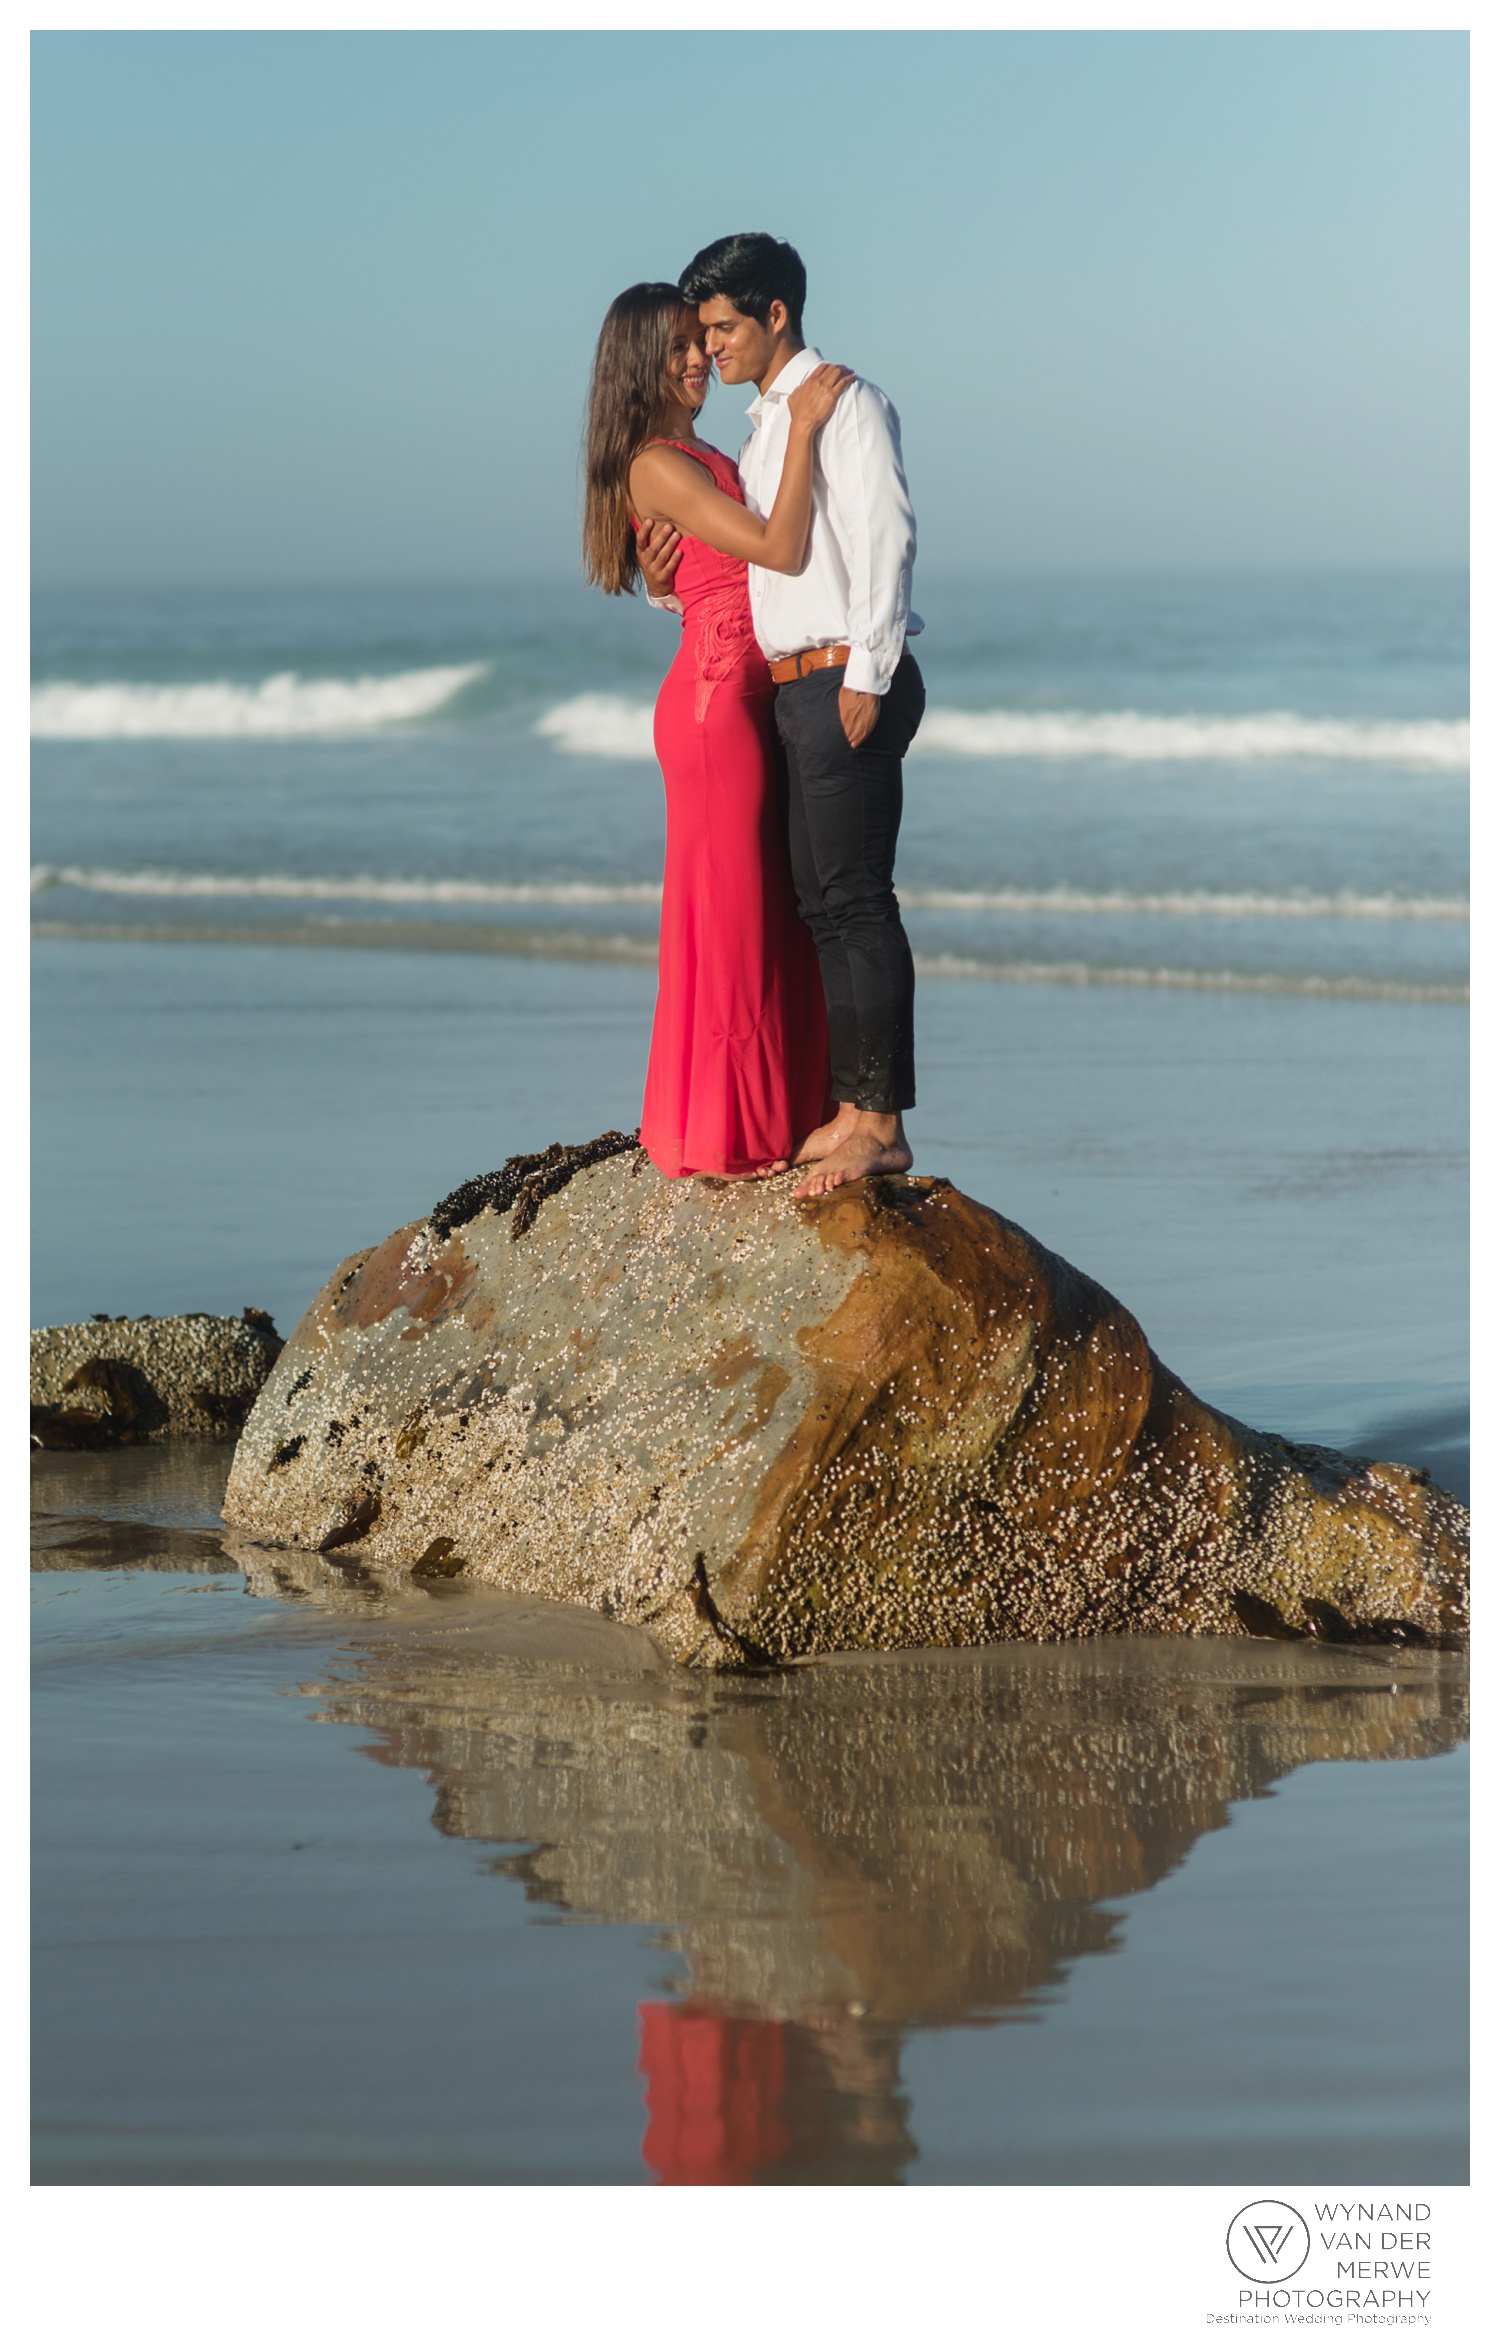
[30,665,489,739]
[29,866,1467,923]
[534,695,657,759]
[29,867,663,908]
[29,674,1468,766]
[912,708,1468,767]
[534,694,1468,769]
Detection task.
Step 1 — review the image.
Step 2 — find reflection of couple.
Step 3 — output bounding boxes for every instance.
[583,232,925,1198]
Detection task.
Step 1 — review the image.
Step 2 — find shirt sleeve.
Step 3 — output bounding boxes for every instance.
[827,382,917,698]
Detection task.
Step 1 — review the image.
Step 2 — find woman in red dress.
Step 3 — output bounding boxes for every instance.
[583,284,848,1178]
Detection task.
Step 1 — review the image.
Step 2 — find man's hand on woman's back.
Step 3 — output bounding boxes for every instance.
[637,520,683,600]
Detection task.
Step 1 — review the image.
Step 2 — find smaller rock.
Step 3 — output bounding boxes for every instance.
[30,1312,283,1448]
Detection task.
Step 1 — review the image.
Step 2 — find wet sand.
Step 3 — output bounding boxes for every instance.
[30,944,1467,2182]
[32,1444,1467,2185]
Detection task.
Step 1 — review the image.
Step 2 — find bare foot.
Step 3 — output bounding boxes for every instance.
[793,1112,913,1198]
[791,1103,858,1165]
[699,1161,789,1183]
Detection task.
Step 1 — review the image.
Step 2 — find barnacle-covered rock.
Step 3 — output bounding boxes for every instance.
[31,1310,283,1447]
[222,1144,1468,1666]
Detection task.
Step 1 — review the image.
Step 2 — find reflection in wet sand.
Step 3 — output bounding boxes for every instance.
[637,2002,913,2184]
[28,1458,1469,2186]
[30,1448,240,1572]
[254,1557,1466,2184]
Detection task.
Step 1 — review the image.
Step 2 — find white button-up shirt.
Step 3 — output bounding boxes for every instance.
[739,345,921,698]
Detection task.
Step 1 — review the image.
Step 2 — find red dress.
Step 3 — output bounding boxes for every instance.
[635,440,830,1177]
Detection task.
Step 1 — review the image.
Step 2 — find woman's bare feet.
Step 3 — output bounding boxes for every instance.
[793,1111,912,1198]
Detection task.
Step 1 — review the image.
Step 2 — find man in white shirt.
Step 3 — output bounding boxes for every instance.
[639,232,925,1199]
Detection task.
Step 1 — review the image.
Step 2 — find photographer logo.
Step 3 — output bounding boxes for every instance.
[1226,2200,1311,2282]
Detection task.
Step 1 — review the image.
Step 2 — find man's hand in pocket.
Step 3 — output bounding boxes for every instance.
[838,688,880,748]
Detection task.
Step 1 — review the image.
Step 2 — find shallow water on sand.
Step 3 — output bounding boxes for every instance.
[30,936,1467,2185]
[31,941,1467,1474]
[32,1446,1467,2186]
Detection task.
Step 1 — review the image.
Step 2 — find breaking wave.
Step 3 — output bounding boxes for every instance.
[30,867,663,908]
[29,866,1469,925]
[912,709,1469,767]
[31,676,1468,766]
[534,695,657,759]
[30,665,489,739]
[534,694,1468,769]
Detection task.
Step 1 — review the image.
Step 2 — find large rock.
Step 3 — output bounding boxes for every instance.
[32,1311,283,1447]
[223,1139,1468,1666]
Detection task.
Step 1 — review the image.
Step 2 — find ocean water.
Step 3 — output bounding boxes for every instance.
[32,570,1468,996]
[30,567,1468,2184]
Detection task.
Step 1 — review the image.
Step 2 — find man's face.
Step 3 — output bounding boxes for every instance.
[699,295,785,388]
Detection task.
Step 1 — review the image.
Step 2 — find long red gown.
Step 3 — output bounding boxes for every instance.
[636,441,830,1177]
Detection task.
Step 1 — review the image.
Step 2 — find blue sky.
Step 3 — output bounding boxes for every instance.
[31,29,1468,581]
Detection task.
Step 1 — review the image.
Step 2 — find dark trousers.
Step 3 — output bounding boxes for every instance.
[774,652,925,1114]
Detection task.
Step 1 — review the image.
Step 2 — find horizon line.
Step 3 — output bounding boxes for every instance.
[31,558,1473,594]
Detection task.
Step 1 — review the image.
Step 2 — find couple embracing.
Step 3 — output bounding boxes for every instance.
[583,231,925,1198]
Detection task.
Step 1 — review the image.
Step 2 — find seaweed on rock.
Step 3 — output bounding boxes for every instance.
[431,1129,641,1244]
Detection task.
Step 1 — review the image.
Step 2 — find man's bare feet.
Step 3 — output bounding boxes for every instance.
[792,1111,913,1198]
[791,1103,859,1165]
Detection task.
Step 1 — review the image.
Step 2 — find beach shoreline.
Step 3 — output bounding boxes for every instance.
[31,566,1468,2188]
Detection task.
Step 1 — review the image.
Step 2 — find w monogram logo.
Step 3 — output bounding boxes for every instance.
[1226,2201,1311,2282]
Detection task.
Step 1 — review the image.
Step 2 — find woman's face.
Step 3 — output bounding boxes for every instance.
[664,309,711,413]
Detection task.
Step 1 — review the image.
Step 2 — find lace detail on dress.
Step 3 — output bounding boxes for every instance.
[635,437,765,725]
[689,579,760,723]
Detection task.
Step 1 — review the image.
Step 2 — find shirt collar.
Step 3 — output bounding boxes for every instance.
[746,345,824,423]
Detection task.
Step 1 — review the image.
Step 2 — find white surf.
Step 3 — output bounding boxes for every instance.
[31,664,489,739]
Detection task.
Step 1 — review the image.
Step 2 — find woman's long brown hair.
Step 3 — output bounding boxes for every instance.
[583,282,694,596]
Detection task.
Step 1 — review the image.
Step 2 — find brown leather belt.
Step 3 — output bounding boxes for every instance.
[768,643,851,686]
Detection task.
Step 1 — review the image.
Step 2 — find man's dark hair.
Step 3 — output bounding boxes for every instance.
[679,233,806,336]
